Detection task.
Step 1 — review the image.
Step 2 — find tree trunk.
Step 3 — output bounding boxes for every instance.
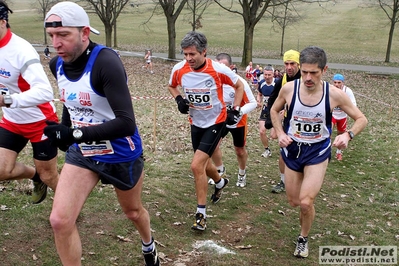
[114,22,117,48]
[241,26,254,67]
[280,25,285,56]
[105,24,113,47]
[167,17,177,60]
[385,14,397,62]
[43,28,47,45]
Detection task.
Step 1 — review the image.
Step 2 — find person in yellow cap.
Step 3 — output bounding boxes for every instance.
[265,49,301,194]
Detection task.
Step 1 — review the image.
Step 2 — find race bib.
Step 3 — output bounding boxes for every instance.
[72,121,114,157]
[291,116,323,140]
[184,87,213,110]
[78,140,114,157]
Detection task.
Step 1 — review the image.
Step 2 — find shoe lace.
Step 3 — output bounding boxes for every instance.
[297,237,307,252]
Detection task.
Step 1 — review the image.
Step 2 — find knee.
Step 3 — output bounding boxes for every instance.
[288,198,300,208]
[50,211,74,233]
[191,163,203,176]
[0,168,12,180]
[124,206,147,222]
[235,147,246,157]
[287,194,300,207]
[39,170,58,183]
[299,198,314,214]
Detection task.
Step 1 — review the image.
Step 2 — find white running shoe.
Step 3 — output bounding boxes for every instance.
[294,235,309,258]
[236,173,246,188]
[261,148,272,157]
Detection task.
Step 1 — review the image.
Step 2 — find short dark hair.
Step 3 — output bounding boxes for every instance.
[0,0,13,28]
[300,46,327,70]
[215,53,232,65]
[264,64,274,72]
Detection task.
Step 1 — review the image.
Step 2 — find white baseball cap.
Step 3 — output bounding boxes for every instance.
[44,1,100,35]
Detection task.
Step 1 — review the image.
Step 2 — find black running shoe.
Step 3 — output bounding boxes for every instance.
[143,245,160,266]
[191,212,207,231]
[210,178,229,204]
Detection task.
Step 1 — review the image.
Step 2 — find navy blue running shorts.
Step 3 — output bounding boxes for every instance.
[281,139,331,173]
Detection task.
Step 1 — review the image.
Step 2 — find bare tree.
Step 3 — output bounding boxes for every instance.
[81,0,130,47]
[186,0,213,31]
[271,1,301,56]
[214,0,273,66]
[33,0,61,44]
[158,0,188,60]
[377,0,399,62]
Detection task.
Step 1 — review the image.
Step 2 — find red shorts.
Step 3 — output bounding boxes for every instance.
[332,117,347,132]
[0,117,58,143]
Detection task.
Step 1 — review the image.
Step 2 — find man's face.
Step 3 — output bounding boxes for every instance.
[300,63,326,91]
[263,70,274,82]
[45,15,88,63]
[284,60,300,78]
[182,45,206,69]
[333,80,344,89]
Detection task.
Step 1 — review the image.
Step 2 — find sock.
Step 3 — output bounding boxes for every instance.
[197,205,206,218]
[336,149,342,154]
[239,168,246,175]
[142,237,154,252]
[299,235,308,241]
[280,173,285,183]
[216,165,225,172]
[265,147,270,151]
[31,171,41,182]
[215,178,225,189]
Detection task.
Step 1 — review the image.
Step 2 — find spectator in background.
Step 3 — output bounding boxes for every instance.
[44,45,51,59]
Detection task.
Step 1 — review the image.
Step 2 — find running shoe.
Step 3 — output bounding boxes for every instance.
[271,181,285,193]
[336,152,343,161]
[261,148,272,157]
[294,235,309,258]
[236,173,246,188]
[143,245,160,266]
[191,212,207,231]
[32,180,47,204]
[210,178,229,204]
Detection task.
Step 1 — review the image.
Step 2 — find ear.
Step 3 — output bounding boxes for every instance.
[81,26,91,41]
[323,65,328,74]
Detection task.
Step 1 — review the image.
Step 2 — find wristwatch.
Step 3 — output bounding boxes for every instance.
[347,130,354,141]
[72,129,83,141]
[3,95,12,108]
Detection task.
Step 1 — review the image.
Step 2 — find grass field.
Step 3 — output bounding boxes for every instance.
[1,0,399,265]
[7,0,399,65]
